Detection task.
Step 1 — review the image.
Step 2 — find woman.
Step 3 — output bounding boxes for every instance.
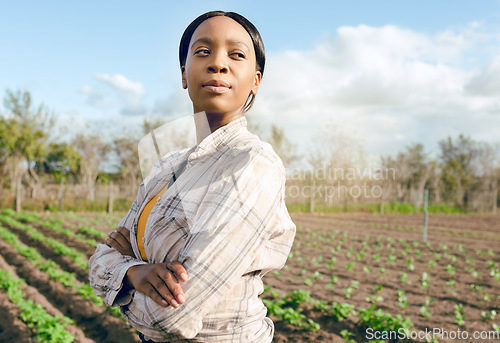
[89,10,296,342]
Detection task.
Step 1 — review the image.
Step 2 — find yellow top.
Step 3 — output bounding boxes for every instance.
[137,181,170,261]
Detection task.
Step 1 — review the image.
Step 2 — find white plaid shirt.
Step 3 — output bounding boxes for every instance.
[88,116,296,342]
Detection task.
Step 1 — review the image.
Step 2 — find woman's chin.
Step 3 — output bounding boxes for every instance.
[195,103,235,115]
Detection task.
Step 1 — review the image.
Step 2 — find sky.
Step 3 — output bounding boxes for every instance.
[1,0,500,169]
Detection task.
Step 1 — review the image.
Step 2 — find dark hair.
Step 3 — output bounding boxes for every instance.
[179,11,265,112]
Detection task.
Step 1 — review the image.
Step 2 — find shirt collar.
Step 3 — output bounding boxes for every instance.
[188,115,247,160]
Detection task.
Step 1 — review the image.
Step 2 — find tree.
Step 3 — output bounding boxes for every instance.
[35,142,81,182]
[73,133,111,201]
[112,136,141,196]
[267,124,301,170]
[475,142,500,213]
[1,89,54,198]
[439,134,478,209]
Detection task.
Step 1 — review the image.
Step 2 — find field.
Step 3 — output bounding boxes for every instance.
[0,209,499,342]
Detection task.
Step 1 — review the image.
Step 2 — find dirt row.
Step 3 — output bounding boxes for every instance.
[265,213,500,342]
[0,216,140,343]
[2,211,498,343]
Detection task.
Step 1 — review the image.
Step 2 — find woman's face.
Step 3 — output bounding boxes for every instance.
[182,16,261,115]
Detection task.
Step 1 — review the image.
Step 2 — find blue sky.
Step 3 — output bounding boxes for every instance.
[1,0,500,168]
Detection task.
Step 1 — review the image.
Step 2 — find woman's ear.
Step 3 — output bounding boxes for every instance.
[181,66,187,89]
[251,70,262,96]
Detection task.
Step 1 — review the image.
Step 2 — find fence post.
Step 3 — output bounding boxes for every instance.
[108,181,114,214]
[58,178,65,212]
[16,177,22,213]
[422,188,429,243]
[310,181,315,213]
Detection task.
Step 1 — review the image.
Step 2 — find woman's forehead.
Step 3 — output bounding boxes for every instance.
[190,16,253,49]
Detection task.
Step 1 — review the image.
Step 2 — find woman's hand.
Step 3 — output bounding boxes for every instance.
[105,226,134,257]
[125,261,188,308]
[105,227,189,307]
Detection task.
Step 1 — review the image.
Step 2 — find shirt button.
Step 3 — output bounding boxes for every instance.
[142,237,145,242]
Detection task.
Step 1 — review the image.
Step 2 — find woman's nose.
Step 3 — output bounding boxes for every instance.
[207,53,228,73]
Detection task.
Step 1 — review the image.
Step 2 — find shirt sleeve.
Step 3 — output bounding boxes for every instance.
[88,179,150,307]
[120,147,286,340]
[88,152,190,308]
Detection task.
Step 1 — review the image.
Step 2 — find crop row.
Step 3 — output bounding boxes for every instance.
[0,268,75,342]
[262,287,415,343]
[0,212,89,270]
[0,224,121,317]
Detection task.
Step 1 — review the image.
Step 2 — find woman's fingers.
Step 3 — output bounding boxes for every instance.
[150,264,185,307]
[127,263,187,308]
[105,236,122,250]
[115,227,131,244]
[149,271,182,308]
[146,274,178,307]
[105,229,134,256]
[108,231,127,248]
[167,261,189,282]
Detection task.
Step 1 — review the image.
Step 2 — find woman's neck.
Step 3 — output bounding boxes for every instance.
[193,110,244,144]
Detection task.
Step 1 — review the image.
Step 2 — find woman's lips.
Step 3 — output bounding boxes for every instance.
[203,85,231,94]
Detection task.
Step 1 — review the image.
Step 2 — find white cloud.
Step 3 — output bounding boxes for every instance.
[465,56,500,96]
[81,73,148,116]
[96,73,145,101]
[78,85,92,94]
[250,23,500,163]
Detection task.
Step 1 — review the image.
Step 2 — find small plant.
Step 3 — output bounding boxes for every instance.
[366,294,384,304]
[445,264,456,276]
[405,258,415,271]
[427,259,437,269]
[396,290,408,309]
[345,261,356,271]
[423,297,434,307]
[445,253,458,263]
[455,244,467,253]
[399,272,411,284]
[303,276,313,286]
[312,256,322,265]
[340,330,355,343]
[481,292,492,302]
[420,305,432,318]
[470,284,483,292]
[387,254,397,264]
[420,272,430,290]
[326,257,338,269]
[343,287,355,299]
[357,251,366,261]
[328,302,356,321]
[454,303,466,326]
[481,310,497,321]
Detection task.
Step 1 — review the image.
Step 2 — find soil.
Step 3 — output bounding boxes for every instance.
[0,211,498,343]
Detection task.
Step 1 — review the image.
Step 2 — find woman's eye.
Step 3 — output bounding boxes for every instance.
[232,52,245,59]
[195,49,210,55]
